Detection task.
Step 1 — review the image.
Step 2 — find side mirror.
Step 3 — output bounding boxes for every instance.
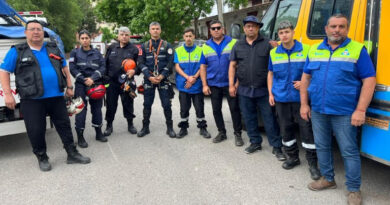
[230,23,241,39]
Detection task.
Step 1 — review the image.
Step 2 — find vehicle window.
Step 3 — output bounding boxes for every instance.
[364,0,380,67]
[0,15,20,26]
[308,0,354,38]
[260,0,302,40]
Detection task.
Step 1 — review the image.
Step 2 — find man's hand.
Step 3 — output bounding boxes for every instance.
[4,93,16,110]
[65,88,74,97]
[293,81,301,90]
[203,85,211,95]
[351,110,366,126]
[149,76,159,84]
[269,40,279,48]
[187,76,196,85]
[126,69,136,78]
[184,81,193,89]
[300,104,311,121]
[229,85,237,97]
[269,94,275,106]
[84,78,94,87]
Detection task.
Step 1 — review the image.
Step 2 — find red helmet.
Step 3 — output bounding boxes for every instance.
[87,84,106,99]
[66,97,85,116]
[122,58,136,72]
[137,85,144,94]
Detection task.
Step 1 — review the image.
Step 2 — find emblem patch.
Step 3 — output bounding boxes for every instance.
[167,48,173,54]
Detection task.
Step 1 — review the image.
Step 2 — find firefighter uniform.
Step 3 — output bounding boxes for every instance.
[137,39,176,138]
[104,42,139,136]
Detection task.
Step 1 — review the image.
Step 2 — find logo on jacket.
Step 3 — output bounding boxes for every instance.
[296,52,303,57]
[341,49,350,56]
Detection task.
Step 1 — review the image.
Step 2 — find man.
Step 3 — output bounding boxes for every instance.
[267,21,320,180]
[174,28,210,139]
[229,16,285,161]
[0,20,91,171]
[300,14,376,205]
[104,27,139,136]
[199,20,243,146]
[137,22,176,138]
[69,29,107,148]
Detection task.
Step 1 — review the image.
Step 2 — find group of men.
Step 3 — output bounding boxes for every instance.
[0,13,376,205]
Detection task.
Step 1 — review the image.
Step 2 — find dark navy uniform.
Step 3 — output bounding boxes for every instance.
[137,39,175,136]
[104,42,139,132]
[69,47,105,130]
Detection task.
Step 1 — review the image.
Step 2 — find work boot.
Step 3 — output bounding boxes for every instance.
[103,122,113,136]
[75,128,88,148]
[212,132,227,143]
[245,143,262,154]
[36,153,52,172]
[137,126,150,137]
[127,119,137,134]
[199,127,211,138]
[348,191,362,205]
[282,158,301,170]
[166,127,176,138]
[234,132,244,146]
[272,147,287,161]
[309,163,321,180]
[65,145,91,164]
[308,176,337,191]
[177,128,188,139]
[95,127,108,142]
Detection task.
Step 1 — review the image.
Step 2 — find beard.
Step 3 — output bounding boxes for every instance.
[328,35,346,44]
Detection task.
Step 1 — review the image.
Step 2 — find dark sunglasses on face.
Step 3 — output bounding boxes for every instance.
[210,26,222,31]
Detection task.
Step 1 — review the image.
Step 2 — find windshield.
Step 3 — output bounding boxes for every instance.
[260,0,302,40]
[308,0,354,38]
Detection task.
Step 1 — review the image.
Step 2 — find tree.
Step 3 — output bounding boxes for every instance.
[100,27,116,43]
[96,0,252,42]
[7,0,95,52]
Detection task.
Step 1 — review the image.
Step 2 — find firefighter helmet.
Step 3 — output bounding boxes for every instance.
[66,97,85,116]
[122,58,136,72]
[86,84,106,99]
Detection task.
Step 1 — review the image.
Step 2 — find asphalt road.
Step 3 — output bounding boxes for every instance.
[1,76,389,205]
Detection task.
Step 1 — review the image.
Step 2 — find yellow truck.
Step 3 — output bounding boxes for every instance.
[254,0,389,165]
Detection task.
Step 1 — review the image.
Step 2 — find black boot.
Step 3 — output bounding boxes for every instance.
[127,119,137,134]
[309,162,321,180]
[75,128,88,148]
[103,122,113,136]
[177,128,188,139]
[282,158,301,170]
[166,121,176,138]
[234,131,244,146]
[137,126,150,137]
[36,153,52,172]
[199,127,211,139]
[95,127,108,142]
[212,131,227,143]
[65,145,91,164]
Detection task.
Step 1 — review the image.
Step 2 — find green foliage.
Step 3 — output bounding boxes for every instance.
[100,27,116,43]
[8,0,97,52]
[97,0,218,42]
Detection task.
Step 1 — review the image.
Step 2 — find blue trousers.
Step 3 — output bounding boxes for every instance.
[75,83,103,129]
[311,111,361,192]
[239,94,282,148]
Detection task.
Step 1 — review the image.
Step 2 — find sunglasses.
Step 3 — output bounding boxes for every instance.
[210,26,222,31]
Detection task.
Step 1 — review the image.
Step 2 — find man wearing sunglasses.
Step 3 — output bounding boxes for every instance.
[199,20,243,146]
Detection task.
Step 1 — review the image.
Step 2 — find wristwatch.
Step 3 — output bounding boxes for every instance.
[67,86,74,89]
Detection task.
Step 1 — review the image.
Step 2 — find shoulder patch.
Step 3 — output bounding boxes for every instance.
[69,57,74,62]
[167,48,173,55]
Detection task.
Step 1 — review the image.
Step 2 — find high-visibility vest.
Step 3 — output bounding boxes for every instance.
[175,45,203,93]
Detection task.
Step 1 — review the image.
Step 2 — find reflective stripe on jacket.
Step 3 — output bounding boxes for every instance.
[270,41,309,102]
[306,39,364,115]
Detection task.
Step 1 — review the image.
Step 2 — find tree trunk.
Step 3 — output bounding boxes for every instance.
[194,18,199,38]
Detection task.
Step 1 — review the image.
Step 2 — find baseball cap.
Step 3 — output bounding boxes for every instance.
[243,15,263,28]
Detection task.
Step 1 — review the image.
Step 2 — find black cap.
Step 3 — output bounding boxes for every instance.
[243,15,263,28]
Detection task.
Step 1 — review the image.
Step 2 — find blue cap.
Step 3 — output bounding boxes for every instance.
[243,15,263,27]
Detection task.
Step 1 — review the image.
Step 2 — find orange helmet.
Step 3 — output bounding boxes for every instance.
[122,58,136,72]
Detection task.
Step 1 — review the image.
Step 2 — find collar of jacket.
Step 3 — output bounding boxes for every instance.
[205,35,232,48]
[318,37,351,50]
[276,40,303,54]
